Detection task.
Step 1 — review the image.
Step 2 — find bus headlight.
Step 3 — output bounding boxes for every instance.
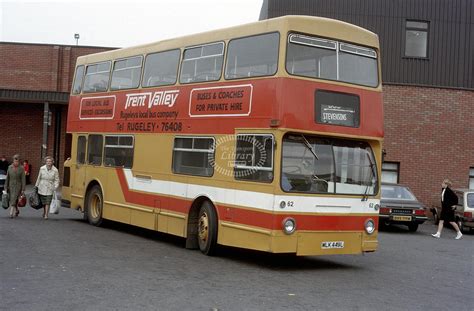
[282,217,296,234]
[365,219,376,234]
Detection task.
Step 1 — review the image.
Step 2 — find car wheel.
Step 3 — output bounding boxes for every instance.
[408,223,418,232]
[86,185,103,226]
[197,201,218,256]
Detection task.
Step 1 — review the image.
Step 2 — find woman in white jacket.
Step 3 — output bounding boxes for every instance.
[35,156,60,219]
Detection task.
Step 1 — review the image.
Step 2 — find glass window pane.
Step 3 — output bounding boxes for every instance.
[77,136,87,164]
[143,49,180,87]
[234,135,274,182]
[405,30,427,57]
[180,43,224,84]
[104,136,134,169]
[83,62,111,93]
[172,137,214,176]
[111,56,142,90]
[87,135,103,165]
[339,52,378,87]
[407,21,428,29]
[281,135,377,194]
[382,171,398,184]
[382,162,398,170]
[225,32,279,79]
[72,65,84,95]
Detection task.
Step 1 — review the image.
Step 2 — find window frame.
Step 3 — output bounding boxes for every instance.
[142,48,181,88]
[76,135,87,165]
[71,65,85,95]
[404,20,430,59]
[83,61,112,93]
[469,167,474,189]
[103,135,135,168]
[179,41,225,84]
[172,136,215,177]
[286,33,379,88]
[110,55,143,91]
[381,161,400,184]
[87,134,104,166]
[224,31,280,80]
[234,134,275,183]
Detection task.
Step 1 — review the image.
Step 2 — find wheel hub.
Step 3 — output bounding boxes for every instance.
[198,212,209,242]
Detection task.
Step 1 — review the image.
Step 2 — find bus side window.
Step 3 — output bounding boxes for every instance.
[104,135,134,169]
[72,65,85,95]
[77,136,87,164]
[110,56,142,91]
[87,135,103,166]
[142,49,180,87]
[180,42,224,84]
[225,32,279,80]
[234,134,274,183]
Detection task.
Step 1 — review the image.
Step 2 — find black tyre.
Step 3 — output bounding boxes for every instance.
[86,185,104,226]
[407,223,418,232]
[197,201,218,255]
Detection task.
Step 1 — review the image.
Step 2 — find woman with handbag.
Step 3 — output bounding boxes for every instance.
[35,156,60,219]
[5,154,26,218]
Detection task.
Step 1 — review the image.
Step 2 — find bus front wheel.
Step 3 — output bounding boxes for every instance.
[198,201,218,255]
[86,185,104,227]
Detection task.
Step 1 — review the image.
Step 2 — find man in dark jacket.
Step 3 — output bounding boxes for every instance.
[0,155,9,172]
[432,179,463,239]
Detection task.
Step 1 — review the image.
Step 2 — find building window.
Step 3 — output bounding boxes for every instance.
[382,162,399,184]
[469,167,474,189]
[172,137,215,176]
[405,20,429,58]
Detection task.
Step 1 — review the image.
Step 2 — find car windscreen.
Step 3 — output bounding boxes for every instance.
[381,185,417,200]
[467,193,474,208]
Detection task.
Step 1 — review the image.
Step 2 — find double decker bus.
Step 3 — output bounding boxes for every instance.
[62,15,383,256]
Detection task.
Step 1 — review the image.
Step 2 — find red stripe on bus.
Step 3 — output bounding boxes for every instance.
[116,169,377,231]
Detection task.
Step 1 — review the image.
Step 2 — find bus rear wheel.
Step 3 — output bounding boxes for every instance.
[86,185,104,226]
[198,201,217,255]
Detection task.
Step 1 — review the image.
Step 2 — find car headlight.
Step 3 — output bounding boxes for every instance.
[365,219,376,234]
[282,217,296,234]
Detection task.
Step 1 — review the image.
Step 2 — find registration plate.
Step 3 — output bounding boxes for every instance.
[321,241,345,249]
[393,215,412,221]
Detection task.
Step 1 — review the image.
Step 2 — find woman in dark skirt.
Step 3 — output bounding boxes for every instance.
[432,179,463,239]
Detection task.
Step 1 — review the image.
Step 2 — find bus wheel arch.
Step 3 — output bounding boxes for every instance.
[85,181,104,226]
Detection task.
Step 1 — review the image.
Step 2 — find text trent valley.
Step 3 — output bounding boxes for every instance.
[125,90,179,110]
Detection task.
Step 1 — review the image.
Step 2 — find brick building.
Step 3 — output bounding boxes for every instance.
[0,42,114,183]
[260,0,474,208]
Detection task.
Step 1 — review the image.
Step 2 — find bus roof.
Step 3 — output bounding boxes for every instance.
[76,15,379,65]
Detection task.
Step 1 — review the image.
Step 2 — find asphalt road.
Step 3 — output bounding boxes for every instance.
[1,205,473,311]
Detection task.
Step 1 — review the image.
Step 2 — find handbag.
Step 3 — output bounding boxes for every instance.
[17,193,26,207]
[29,187,43,210]
[49,192,60,214]
[2,191,9,209]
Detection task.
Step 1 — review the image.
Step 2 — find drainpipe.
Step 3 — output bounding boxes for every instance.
[41,101,49,161]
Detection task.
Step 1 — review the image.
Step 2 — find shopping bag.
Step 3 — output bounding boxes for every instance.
[2,191,9,209]
[29,187,43,210]
[17,194,26,207]
[49,192,60,214]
